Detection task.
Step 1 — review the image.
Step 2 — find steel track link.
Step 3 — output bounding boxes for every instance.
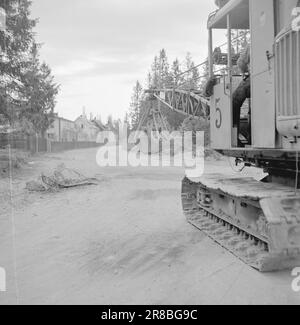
[181,177,283,272]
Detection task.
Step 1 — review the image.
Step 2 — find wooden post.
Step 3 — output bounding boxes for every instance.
[59,118,61,142]
[47,139,52,153]
[35,133,38,153]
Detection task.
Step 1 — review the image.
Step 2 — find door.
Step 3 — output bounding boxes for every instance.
[250,0,276,148]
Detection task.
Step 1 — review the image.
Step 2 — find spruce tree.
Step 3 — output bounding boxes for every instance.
[129,81,143,130]
[0,0,59,135]
[20,43,59,135]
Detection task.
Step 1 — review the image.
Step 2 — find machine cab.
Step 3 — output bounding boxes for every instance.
[208,0,300,151]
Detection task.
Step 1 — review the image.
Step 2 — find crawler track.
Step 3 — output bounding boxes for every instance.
[181,177,300,272]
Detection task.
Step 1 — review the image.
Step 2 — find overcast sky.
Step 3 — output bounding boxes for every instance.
[31,0,219,122]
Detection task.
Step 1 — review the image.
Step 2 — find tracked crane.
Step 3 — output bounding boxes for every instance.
[149,0,300,272]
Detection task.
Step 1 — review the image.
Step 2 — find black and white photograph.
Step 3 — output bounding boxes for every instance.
[1,0,300,308]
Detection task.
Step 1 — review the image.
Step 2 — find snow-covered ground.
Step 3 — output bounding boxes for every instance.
[0,147,299,305]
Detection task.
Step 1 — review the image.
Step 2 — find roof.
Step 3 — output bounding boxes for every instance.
[75,115,100,130]
[208,0,249,29]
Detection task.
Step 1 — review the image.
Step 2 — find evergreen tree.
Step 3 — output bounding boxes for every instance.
[199,59,210,92]
[148,49,172,89]
[150,56,160,88]
[0,0,37,121]
[146,72,152,89]
[129,80,143,130]
[158,48,171,88]
[190,62,200,90]
[20,44,59,135]
[128,50,208,132]
[182,52,200,90]
[123,112,131,133]
[170,58,183,88]
[0,0,59,134]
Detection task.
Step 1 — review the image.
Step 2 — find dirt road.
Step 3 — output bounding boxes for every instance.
[0,148,300,305]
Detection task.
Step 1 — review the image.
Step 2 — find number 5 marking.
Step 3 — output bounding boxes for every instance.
[215,98,222,129]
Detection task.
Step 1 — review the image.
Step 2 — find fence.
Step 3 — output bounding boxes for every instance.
[0,134,47,153]
[49,141,99,153]
[0,134,99,154]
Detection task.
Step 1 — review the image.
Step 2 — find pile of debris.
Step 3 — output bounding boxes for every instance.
[26,164,99,192]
